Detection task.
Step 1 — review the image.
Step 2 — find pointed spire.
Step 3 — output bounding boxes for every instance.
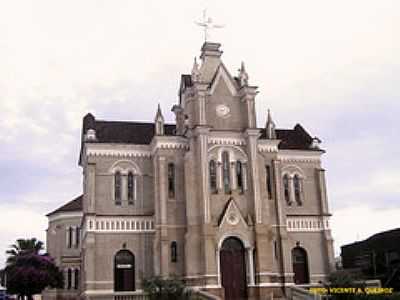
[154,103,165,135]
[265,109,276,139]
[191,57,201,82]
[238,61,249,87]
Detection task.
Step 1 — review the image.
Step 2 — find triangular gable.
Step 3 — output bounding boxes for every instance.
[209,64,239,96]
[218,198,249,229]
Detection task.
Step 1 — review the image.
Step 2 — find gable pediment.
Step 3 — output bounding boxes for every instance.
[218,198,249,230]
[209,64,239,96]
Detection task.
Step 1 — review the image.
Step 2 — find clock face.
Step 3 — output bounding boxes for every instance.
[216,104,230,118]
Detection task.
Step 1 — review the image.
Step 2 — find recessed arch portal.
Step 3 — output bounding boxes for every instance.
[292,247,310,284]
[220,237,247,300]
[114,249,135,291]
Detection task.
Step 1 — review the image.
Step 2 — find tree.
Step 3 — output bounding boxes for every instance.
[5,253,63,300]
[4,238,63,300]
[6,238,44,265]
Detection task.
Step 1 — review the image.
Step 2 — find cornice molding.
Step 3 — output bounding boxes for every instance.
[258,140,280,153]
[278,150,322,163]
[208,136,246,146]
[48,212,83,223]
[85,144,151,158]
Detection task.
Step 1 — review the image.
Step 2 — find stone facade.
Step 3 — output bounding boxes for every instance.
[44,42,335,300]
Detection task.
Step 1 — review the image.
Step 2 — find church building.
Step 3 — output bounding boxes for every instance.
[44,42,335,300]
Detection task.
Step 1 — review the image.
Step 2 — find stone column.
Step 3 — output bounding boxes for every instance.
[317,168,335,273]
[86,163,96,213]
[158,156,169,277]
[247,247,255,286]
[230,161,237,191]
[245,129,262,223]
[273,159,293,284]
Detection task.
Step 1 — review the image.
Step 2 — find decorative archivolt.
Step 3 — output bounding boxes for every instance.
[208,145,248,162]
[281,165,306,179]
[109,160,142,175]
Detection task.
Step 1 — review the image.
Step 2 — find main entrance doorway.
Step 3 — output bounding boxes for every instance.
[114,249,135,291]
[220,237,247,300]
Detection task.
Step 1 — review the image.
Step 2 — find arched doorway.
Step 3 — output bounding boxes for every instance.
[114,249,135,291]
[220,237,247,300]
[292,247,309,284]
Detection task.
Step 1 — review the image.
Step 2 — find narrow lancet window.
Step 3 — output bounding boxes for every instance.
[283,174,290,205]
[75,227,80,247]
[222,152,230,194]
[168,163,175,198]
[67,268,72,290]
[128,172,135,204]
[171,241,177,262]
[266,165,272,199]
[74,269,79,289]
[236,161,243,193]
[209,160,217,193]
[115,171,122,204]
[294,174,302,205]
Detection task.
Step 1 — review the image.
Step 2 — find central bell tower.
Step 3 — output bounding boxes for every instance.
[176,42,258,132]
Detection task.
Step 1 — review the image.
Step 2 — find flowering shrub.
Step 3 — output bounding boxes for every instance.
[6,253,63,300]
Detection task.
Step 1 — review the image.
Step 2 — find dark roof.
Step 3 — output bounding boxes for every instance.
[261,124,320,151]
[93,121,175,144]
[47,195,83,216]
[82,114,318,151]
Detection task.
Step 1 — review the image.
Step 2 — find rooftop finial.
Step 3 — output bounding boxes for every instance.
[265,108,276,139]
[155,103,165,136]
[238,61,249,87]
[195,9,224,42]
[191,57,201,82]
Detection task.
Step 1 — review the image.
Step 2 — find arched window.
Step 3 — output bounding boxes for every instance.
[74,269,79,289]
[293,175,302,205]
[115,171,122,204]
[168,163,175,198]
[209,160,217,193]
[283,174,290,205]
[128,172,135,204]
[236,161,243,193]
[67,268,72,290]
[171,241,177,262]
[222,152,230,194]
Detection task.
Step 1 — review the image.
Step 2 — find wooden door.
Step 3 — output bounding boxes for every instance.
[292,247,309,284]
[114,250,135,291]
[220,237,247,300]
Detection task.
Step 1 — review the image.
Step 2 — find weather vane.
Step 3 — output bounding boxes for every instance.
[195,9,225,42]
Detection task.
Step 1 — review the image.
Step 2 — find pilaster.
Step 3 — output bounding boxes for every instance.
[245,129,262,223]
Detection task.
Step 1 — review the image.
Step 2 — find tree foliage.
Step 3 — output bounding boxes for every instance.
[4,239,63,300]
[6,238,44,266]
[142,276,193,300]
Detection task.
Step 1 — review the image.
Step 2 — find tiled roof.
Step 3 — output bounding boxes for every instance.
[47,195,83,216]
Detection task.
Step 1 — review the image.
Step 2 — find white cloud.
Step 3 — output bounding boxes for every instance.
[0,204,47,268]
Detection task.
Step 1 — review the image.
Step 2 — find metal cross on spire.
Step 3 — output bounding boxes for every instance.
[195,9,224,42]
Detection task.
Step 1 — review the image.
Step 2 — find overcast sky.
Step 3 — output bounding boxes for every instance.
[0,0,399,268]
